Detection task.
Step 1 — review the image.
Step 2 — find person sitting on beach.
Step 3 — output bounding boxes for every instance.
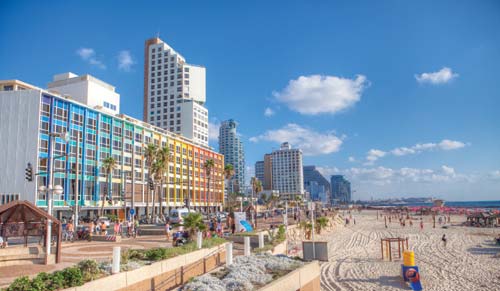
[442,234,447,247]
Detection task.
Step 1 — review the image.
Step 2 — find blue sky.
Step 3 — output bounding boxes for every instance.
[1,0,499,200]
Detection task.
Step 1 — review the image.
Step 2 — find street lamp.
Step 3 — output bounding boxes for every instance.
[39,131,69,263]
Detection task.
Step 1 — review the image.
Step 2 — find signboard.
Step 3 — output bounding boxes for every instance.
[234,212,246,232]
[129,209,135,216]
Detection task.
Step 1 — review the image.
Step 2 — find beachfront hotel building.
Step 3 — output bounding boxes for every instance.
[143,37,209,146]
[218,119,245,193]
[271,142,304,201]
[0,77,224,217]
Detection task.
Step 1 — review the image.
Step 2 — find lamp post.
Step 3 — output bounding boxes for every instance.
[39,131,69,263]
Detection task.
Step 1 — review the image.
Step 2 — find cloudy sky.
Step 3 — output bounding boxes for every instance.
[1,1,499,200]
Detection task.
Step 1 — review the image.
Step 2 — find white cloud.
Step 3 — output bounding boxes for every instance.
[438,139,466,150]
[489,170,500,180]
[77,48,94,59]
[208,121,220,141]
[415,67,458,84]
[264,107,275,117]
[441,165,456,176]
[250,123,343,156]
[348,156,356,163]
[365,149,386,165]
[273,74,369,115]
[76,47,106,69]
[318,165,467,186]
[367,139,467,164]
[117,50,135,72]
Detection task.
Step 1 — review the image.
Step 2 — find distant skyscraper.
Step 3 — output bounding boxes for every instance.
[303,165,331,204]
[271,142,304,200]
[305,181,327,204]
[263,154,273,190]
[143,37,208,146]
[219,119,245,192]
[330,175,351,204]
[255,161,264,184]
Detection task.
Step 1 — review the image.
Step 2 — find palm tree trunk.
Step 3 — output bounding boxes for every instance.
[152,183,156,219]
[159,177,164,219]
[146,187,150,221]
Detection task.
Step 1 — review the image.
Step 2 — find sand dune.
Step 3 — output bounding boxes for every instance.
[318,210,500,291]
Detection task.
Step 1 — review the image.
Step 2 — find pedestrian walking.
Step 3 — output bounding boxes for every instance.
[165,222,171,241]
[441,234,447,247]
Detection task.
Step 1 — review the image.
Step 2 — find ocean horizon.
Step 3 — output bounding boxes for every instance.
[371,200,500,209]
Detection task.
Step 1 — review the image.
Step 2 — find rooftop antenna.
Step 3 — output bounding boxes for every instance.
[156,30,161,39]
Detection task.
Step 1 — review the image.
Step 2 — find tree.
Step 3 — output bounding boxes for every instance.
[203,159,215,213]
[144,144,157,220]
[224,164,235,194]
[315,217,329,234]
[183,212,206,240]
[156,146,172,217]
[101,157,117,217]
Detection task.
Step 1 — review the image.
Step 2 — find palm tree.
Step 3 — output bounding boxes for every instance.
[144,144,157,220]
[183,212,206,240]
[224,164,235,194]
[101,157,117,217]
[156,146,172,217]
[203,159,214,213]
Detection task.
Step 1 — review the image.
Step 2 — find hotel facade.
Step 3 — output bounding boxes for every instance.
[0,78,224,217]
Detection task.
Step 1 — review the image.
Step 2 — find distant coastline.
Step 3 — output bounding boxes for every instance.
[367,200,500,209]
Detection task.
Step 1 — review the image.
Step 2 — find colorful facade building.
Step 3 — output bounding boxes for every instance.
[0,79,224,217]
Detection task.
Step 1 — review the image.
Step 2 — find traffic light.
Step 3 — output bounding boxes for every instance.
[25,163,33,182]
[149,179,154,190]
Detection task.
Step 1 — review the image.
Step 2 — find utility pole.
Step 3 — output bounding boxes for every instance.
[74,132,80,230]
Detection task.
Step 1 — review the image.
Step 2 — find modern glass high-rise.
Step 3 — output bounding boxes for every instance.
[143,37,209,146]
[330,175,351,204]
[255,161,264,183]
[218,119,245,193]
[303,165,331,204]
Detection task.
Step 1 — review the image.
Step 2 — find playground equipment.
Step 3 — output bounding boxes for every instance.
[401,250,423,291]
[380,237,409,261]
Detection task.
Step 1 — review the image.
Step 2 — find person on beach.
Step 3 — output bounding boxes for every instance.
[442,234,447,247]
[420,221,424,230]
[165,222,171,241]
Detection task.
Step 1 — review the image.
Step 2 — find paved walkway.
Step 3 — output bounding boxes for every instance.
[0,235,172,288]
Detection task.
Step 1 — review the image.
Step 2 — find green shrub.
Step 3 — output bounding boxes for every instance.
[49,271,65,290]
[125,249,146,261]
[145,248,168,261]
[277,225,286,241]
[61,266,83,287]
[7,276,31,291]
[78,259,101,281]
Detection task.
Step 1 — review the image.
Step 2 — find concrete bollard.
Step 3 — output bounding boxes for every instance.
[244,236,251,256]
[197,231,203,249]
[112,246,121,274]
[258,232,265,248]
[226,243,233,265]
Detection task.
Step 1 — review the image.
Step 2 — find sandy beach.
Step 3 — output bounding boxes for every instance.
[318,210,500,291]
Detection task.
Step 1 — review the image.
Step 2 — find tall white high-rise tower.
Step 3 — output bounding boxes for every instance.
[144,37,208,146]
